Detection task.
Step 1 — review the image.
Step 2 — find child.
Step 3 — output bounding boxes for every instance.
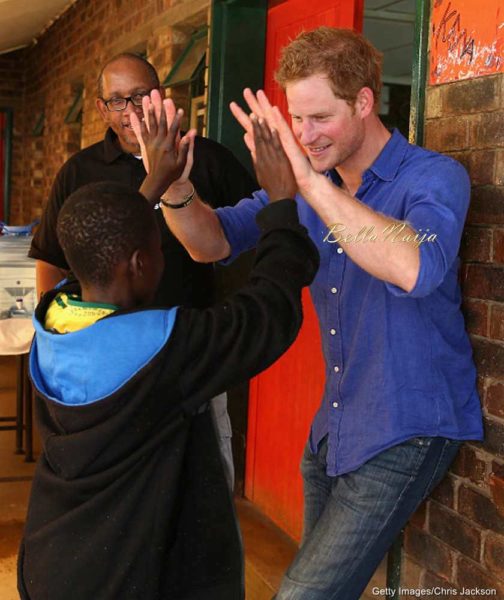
[18,115,319,599]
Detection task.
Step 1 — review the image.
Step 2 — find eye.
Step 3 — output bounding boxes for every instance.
[131,93,146,106]
[108,98,124,108]
[291,115,302,123]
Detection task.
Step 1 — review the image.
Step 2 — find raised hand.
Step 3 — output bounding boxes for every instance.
[251,116,297,202]
[231,88,314,194]
[131,90,195,200]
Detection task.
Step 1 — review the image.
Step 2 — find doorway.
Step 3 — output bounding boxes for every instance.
[244,0,423,542]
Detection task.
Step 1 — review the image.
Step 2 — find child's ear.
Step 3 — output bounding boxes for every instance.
[129,249,144,278]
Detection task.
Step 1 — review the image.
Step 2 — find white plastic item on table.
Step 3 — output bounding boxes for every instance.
[0,235,36,319]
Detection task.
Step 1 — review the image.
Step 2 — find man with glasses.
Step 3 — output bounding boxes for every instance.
[29,53,258,488]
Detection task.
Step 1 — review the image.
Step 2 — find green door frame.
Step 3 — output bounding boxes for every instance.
[0,107,13,222]
[207,0,268,174]
[409,0,430,145]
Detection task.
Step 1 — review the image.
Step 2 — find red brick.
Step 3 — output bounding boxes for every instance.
[425,116,470,152]
[483,418,504,460]
[452,445,488,485]
[486,382,504,419]
[471,338,504,379]
[461,227,493,263]
[404,525,454,578]
[459,485,504,534]
[422,570,454,589]
[471,112,504,149]
[490,305,504,342]
[430,476,456,509]
[429,502,482,560]
[484,533,504,580]
[495,230,504,265]
[401,555,424,588]
[456,556,504,597]
[469,150,498,186]
[443,77,501,115]
[462,299,489,337]
[497,151,504,187]
[462,264,504,302]
[467,186,504,226]
[410,501,427,529]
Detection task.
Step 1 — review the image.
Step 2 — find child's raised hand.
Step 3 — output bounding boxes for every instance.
[231,88,314,195]
[131,91,195,199]
[251,116,297,202]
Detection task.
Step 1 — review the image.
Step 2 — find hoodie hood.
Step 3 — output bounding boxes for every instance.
[30,285,178,406]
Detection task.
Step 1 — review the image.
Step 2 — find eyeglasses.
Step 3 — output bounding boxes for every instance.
[101,91,153,112]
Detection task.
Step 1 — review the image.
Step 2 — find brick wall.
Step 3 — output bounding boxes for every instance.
[3,0,209,225]
[400,73,504,595]
[0,49,27,224]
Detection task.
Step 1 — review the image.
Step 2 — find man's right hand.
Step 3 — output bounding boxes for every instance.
[131,90,196,202]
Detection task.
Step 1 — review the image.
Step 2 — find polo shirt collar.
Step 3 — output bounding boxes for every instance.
[103,128,126,164]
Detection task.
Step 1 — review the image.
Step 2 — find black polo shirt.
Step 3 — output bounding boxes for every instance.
[29,129,258,308]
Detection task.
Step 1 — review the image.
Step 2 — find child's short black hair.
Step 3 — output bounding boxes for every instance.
[57,181,157,287]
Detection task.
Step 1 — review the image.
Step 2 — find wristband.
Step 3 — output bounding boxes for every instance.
[160,184,195,209]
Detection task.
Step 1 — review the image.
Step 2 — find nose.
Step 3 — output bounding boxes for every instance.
[295,120,317,146]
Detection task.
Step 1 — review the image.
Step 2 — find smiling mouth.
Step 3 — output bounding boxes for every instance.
[307,144,331,155]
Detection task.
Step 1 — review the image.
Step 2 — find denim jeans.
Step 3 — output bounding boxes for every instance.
[275,436,461,600]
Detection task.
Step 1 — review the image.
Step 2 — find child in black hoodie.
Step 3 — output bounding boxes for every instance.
[18,111,318,599]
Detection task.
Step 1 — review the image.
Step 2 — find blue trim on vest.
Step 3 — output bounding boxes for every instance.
[30,308,178,405]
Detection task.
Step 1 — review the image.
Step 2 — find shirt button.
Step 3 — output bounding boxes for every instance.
[330,329,336,335]
[337,247,344,254]
[331,287,338,294]
[332,402,339,408]
[334,366,340,373]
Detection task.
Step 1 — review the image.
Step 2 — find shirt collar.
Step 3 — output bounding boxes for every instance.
[327,128,408,185]
[103,128,127,164]
[365,128,408,182]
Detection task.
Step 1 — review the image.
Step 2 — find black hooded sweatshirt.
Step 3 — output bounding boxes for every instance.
[18,200,319,600]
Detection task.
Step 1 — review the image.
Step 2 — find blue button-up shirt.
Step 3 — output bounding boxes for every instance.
[216,129,483,476]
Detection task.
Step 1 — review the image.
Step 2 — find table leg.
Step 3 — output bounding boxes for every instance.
[15,354,24,454]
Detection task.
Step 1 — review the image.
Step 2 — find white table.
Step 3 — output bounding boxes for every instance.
[0,317,35,460]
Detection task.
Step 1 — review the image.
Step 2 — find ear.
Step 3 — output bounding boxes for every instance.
[96,97,109,122]
[129,248,144,278]
[355,87,374,119]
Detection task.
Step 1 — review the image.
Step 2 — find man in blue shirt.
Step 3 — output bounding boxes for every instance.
[137,27,483,600]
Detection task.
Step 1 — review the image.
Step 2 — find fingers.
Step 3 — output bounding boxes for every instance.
[130,111,143,142]
[150,89,164,126]
[163,98,177,128]
[166,108,184,150]
[255,90,277,127]
[142,95,151,133]
[243,88,265,119]
[251,115,273,146]
[178,130,196,180]
[230,101,252,133]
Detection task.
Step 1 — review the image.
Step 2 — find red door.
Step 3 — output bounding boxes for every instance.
[245,0,363,541]
[0,112,5,222]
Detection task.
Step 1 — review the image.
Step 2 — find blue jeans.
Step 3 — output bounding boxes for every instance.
[276,436,461,600]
